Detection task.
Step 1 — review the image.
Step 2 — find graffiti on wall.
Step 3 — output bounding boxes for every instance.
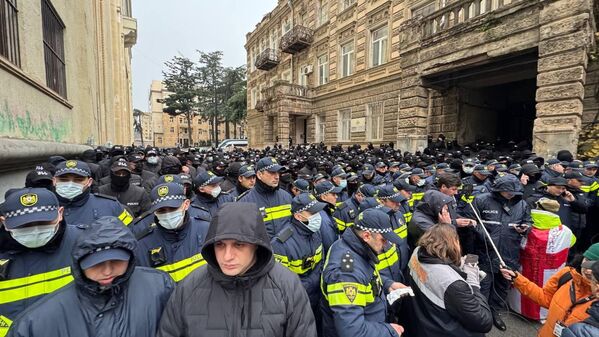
[0,100,71,142]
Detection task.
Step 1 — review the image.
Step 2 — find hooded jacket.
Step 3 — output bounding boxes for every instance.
[563,301,599,337]
[512,267,594,337]
[157,202,316,337]
[408,190,453,247]
[462,175,533,270]
[7,216,174,337]
[403,247,493,337]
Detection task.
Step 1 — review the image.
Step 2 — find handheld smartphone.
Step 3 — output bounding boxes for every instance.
[464,254,478,265]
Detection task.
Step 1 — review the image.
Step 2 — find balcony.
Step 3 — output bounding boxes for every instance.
[264,81,311,101]
[255,48,280,71]
[122,16,138,48]
[280,25,314,54]
[420,0,524,38]
[255,99,267,112]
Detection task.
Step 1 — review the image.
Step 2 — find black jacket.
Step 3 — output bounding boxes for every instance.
[408,190,453,247]
[98,183,151,217]
[7,217,175,337]
[157,202,316,337]
[403,248,493,337]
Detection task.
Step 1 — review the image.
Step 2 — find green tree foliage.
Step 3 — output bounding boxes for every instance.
[161,56,199,147]
[162,52,247,146]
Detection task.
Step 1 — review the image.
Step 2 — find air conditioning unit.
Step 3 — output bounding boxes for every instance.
[301,65,313,75]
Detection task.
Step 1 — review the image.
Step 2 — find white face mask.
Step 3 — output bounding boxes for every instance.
[156,210,185,230]
[417,179,426,187]
[55,181,86,199]
[210,186,222,198]
[147,156,159,165]
[301,212,322,233]
[9,223,59,248]
[463,165,475,174]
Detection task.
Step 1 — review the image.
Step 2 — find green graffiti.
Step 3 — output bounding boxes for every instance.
[0,100,71,142]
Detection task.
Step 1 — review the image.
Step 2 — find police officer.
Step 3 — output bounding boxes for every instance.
[143,149,162,174]
[134,183,210,283]
[271,193,326,330]
[53,160,133,226]
[229,164,256,200]
[98,160,151,217]
[191,171,232,217]
[0,188,82,336]
[321,208,405,337]
[330,167,349,203]
[24,167,54,191]
[314,181,344,251]
[289,178,311,197]
[127,152,158,193]
[333,184,376,234]
[378,185,411,271]
[238,157,293,238]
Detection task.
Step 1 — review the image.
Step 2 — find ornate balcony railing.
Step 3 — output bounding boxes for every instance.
[420,0,524,38]
[280,25,314,54]
[255,48,280,71]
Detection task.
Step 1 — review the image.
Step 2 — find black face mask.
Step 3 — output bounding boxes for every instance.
[131,162,142,174]
[111,171,131,189]
[161,166,181,175]
[280,173,292,185]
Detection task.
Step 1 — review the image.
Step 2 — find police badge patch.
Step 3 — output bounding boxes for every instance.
[343,284,357,303]
[20,193,38,207]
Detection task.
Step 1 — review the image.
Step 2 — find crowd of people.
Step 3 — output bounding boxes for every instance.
[0,139,598,337]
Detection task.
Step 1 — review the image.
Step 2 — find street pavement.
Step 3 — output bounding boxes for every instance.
[488,310,542,337]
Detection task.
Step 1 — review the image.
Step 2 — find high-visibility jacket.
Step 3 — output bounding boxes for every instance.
[272,218,324,309]
[320,228,399,337]
[0,224,82,337]
[133,206,210,282]
[237,182,293,238]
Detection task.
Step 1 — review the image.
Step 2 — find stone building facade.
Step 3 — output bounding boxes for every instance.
[0,0,137,198]
[147,80,244,148]
[245,0,598,158]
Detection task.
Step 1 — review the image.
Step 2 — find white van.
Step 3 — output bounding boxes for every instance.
[217,139,248,151]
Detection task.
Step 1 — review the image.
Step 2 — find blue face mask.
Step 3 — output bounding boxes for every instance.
[55,181,85,199]
[156,209,185,230]
[338,180,348,189]
[304,213,322,233]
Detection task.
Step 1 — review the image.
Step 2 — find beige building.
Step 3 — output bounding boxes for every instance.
[0,0,137,198]
[148,80,244,148]
[245,0,599,158]
[0,0,137,148]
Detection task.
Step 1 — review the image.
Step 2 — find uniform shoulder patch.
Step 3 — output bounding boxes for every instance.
[93,193,118,201]
[276,227,294,243]
[348,209,356,219]
[135,223,156,241]
[235,189,251,202]
[340,251,354,272]
[337,202,347,210]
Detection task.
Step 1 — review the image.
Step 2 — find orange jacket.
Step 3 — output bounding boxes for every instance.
[513,267,594,337]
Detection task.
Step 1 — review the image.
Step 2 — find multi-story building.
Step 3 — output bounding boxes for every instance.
[0,0,137,198]
[148,80,244,148]
[245,0,598,158]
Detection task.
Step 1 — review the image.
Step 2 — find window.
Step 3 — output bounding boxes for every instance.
[367,102,384,140]
[412,1,436,18]
[282,17,292,35]
[341,0,356,11]
[338,109,351,141]
[317,0,329,26]
[170,127,175,133]
[42,0,67,97]
[251,88,257,108]
[317,54,329,85]
[281,70,291,82]
[340,41,355,78]
[0,0,20,67]
[270,30,279,51]
[315,114,326,142]
[371,26,388,67]
[169,117,174,122]
[299,71,308,86]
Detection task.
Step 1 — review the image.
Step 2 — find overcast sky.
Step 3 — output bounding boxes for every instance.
[131,0,278,111]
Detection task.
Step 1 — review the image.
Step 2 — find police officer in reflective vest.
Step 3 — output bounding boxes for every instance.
[133,183,210,283]
[237,157,292,238]
[321,208,405,337]
[191,171,232,217]
[52,160,133,227]
[272,193,327,331]
[0,188,82,336]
